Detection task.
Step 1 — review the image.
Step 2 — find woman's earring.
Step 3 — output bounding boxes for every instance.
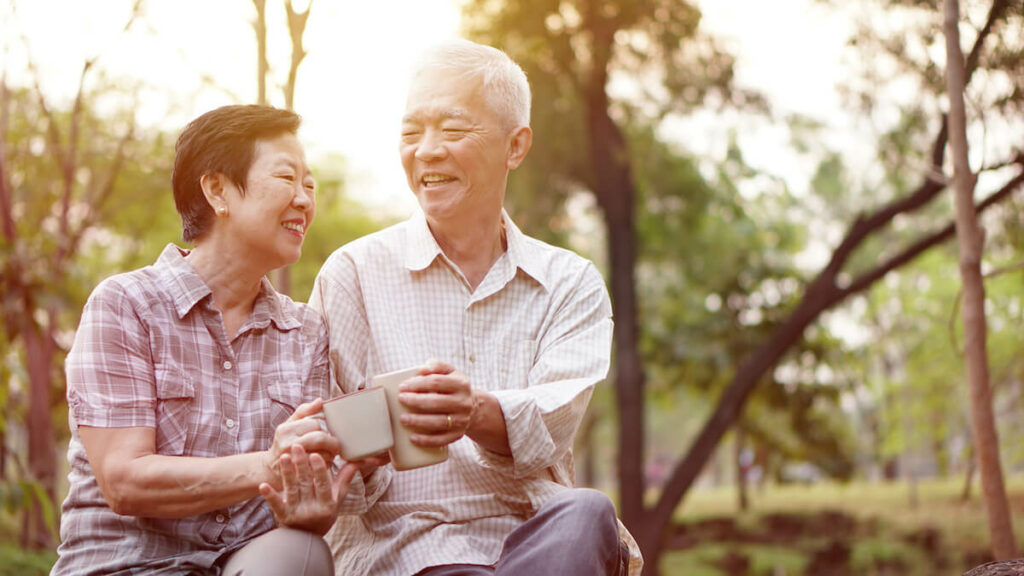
[217,206,227,216]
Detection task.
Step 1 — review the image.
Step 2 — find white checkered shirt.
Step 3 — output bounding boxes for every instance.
[53,244,332,576]
[310,210,623,576]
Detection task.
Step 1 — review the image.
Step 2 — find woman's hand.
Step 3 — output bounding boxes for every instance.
[258,444,359,535]
[263,399,342,488]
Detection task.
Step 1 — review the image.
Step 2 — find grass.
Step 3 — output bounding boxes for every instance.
[3,476,1022,575]
[660,476,1024,575]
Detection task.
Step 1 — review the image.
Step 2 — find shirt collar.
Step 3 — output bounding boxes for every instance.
[402,209,552,290]
[156,244,300,331]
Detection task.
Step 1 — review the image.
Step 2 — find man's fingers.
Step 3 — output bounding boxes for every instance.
[400,412,466,433]
[421,359,455,375]
[410,431,463,447]
[399,374,467,395]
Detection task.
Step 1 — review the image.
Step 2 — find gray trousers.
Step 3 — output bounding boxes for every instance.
[220,527,333,576]
[415,488,626,576]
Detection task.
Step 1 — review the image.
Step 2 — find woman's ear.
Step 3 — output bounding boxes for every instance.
[199,173,229,215]
[506,126,533,170]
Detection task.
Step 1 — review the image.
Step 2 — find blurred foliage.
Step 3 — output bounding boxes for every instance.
[462,0,860,490]
[0,74,389,540]
[286,154,395,300]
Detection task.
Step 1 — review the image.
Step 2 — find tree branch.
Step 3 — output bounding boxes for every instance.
[844,165,1024,297]
[67,119,137,262]
[283,0,312,111]
[823,119,948,279]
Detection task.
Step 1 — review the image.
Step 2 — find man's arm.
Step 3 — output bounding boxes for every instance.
[398,262,613,478]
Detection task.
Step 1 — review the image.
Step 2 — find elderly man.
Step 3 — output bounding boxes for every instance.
[309,40,641,576]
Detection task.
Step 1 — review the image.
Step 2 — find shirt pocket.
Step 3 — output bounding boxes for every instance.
[153,368,196,455]
[266,370,305,429]
[497,339,536,391]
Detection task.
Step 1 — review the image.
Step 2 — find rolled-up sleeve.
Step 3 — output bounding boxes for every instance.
[478,263,613,479]
[67,280,156,429]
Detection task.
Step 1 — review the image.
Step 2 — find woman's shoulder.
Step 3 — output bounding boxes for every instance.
[86,264,164,309]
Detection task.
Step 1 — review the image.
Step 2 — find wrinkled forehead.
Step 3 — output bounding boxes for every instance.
[405,67,487,110]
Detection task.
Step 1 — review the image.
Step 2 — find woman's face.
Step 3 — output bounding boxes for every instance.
[222,133,316,270]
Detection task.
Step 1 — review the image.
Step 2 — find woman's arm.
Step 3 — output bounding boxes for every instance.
[79,400,340,518]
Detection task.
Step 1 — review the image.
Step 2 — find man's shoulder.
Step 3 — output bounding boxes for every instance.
[517,233,601,286]
[271,294,328,339]
[323,220,408,267]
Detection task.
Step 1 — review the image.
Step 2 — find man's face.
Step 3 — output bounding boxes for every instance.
[399,68,513,223]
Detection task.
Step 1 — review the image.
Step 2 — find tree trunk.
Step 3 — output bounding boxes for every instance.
[577,407,600,488]
[579,7,647,549]
[943,0,1017,560]
[272,0,312,296]
[253,0,268,106]
[962,452,976,502]
[735,429,749,512]
[24,320,56,548]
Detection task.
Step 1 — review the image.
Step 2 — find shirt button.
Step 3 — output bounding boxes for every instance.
[225,419,235,429]
[215,514,226,523]
[469,354,476,363]
[223,360,233,370]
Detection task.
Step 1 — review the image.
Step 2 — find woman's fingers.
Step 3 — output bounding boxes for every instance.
[309,453,334,504]
[287,398,324,422]
[259,482,286,518]
[332,462,359,502]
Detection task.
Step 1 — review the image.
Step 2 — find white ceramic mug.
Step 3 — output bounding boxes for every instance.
[373,367,449,471]
[321,386,394,461]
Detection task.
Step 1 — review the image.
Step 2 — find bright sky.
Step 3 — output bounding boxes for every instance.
[3,0,857,219]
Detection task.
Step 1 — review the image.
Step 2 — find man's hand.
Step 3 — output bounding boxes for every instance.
[398,359,510,455]
[258,444,358,536]
[263,399,342,488]
[397,360,474,446]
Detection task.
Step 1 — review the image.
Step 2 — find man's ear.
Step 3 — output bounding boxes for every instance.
[506,126,533,170]
[199,172,229,213]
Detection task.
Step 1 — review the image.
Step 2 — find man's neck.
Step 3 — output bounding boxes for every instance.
[428,213,507,291]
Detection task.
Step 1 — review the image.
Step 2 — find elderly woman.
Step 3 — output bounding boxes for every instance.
[52,105,357,576]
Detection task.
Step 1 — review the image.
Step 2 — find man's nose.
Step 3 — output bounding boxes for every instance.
[415,129,448,161]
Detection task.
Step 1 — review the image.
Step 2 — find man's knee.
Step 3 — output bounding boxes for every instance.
[548,489,616,520]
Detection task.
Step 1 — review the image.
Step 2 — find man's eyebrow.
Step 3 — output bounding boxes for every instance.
[401,109,468,124]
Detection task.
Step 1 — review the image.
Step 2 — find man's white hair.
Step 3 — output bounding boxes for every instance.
[412,39,531,129]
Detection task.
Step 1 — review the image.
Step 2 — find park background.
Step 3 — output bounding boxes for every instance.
[2,0,1023,574]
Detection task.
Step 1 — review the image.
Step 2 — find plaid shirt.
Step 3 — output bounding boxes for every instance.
[52,244,331,576]
[310,211,641,576]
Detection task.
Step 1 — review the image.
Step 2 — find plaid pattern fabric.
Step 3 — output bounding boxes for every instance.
[311,210,637,576]
[52,244,331,576]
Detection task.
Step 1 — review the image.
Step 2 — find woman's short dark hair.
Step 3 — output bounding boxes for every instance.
[172,105,302,242]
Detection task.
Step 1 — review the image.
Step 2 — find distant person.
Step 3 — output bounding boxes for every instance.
[52,104,375,576]
[310,40,642,575]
